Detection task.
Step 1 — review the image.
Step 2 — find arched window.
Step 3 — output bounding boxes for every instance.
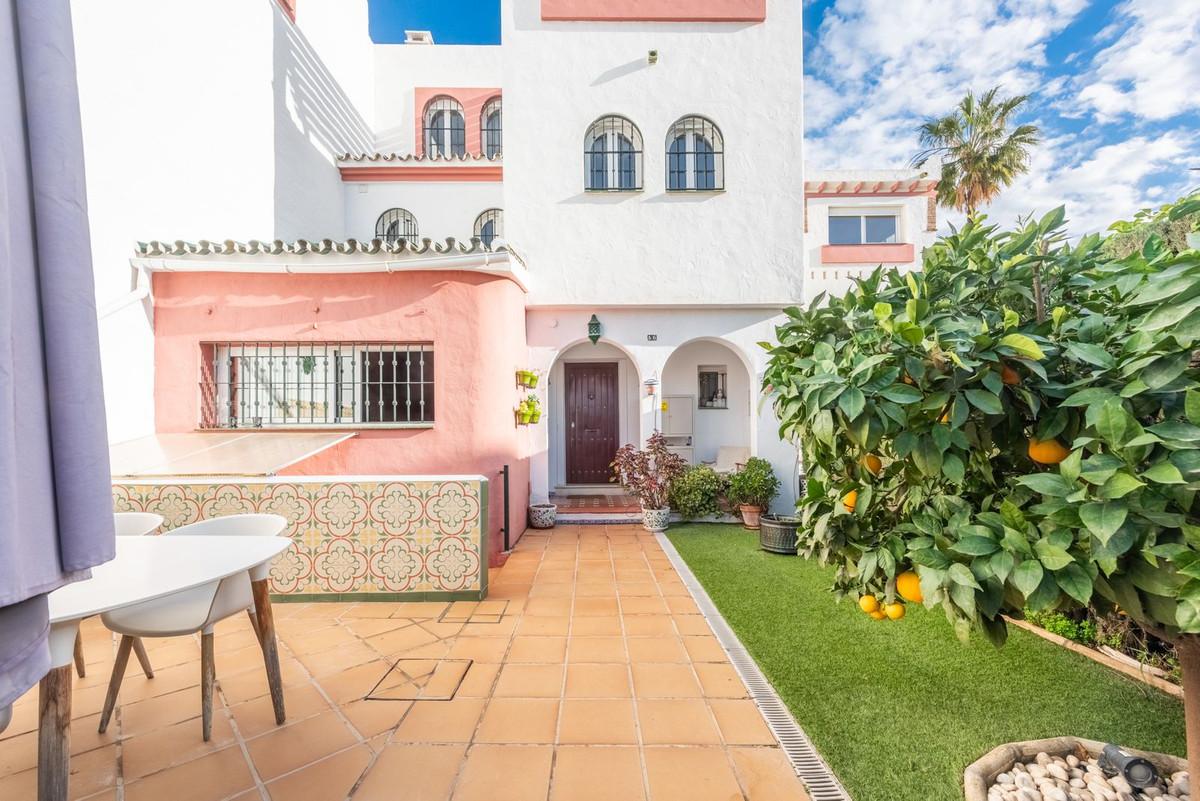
[666,116,724,191]
[481,97,502,158]
[584,115,642,191]
[474,208,503,247]
[375,208,419,245]
[423,96,465,158]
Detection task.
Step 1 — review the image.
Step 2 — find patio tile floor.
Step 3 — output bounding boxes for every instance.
[0,525,810,800]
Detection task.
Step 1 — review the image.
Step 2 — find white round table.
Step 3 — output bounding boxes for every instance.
[38,535,291,801]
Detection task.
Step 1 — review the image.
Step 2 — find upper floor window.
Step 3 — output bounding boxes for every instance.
[424,96,465,158]
[829,214,898,245]
[481,97,502,158]
[200,342,435,428]
[376,208,419,245]
[584,115,642,191]
[666,116,724,191]
[474,208,503,248]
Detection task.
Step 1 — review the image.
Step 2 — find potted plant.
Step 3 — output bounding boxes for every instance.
[611,431,687,532]
[526,394,542,423]
[727,457,780,530]
[526,370,540,389]
[758,514,799,554]
[517,399,533,425]
[528,502,557,529]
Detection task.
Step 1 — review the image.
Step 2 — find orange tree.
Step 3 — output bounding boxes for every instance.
[763,202,1200,774]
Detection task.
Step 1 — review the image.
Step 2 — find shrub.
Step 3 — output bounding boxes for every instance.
[1024,610,1097,646]
[727,457,780,509]
[611,431,687,510]
[669,465,727,520]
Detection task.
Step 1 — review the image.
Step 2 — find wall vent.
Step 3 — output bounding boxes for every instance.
[404,30,435,45]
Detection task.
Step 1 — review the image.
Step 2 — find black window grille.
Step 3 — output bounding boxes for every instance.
[481,97,502,158]
[474,208,503,247]
[200,342,434,428]
[424,96,465,158]
[375,208,419,244]
[584,115,642,191]
[665,116,724,191]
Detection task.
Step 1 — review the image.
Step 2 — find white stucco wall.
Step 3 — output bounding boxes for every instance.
[502,0,805,306]
[343,182,504,242]
[661,340,752,464]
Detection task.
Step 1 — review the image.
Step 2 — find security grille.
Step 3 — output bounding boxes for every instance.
[667,115,724,191]
[375,208,419,245]
[584,115,643,191]
[474,208,503,247]
[424,96,466,158]
[481,97,502,158]
[200,342,434,428]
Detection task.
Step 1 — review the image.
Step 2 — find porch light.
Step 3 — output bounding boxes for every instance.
[587,314,602,345]
[644,376,659,396]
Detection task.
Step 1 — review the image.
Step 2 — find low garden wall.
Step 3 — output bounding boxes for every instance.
[112,475,488,601]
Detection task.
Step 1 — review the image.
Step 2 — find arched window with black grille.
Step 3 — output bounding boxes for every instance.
[423,96,465,158]
[666,116,724,191]
[481,97,502,158]
[584,115,642,191]
[375,208,419,245]
[473,208,503,247]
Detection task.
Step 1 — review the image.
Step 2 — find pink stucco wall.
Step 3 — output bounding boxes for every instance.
[152,270,531,564]
[820,243,915,265]
[541,0,765,21]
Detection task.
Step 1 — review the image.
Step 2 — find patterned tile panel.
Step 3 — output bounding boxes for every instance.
[112,478,486,596]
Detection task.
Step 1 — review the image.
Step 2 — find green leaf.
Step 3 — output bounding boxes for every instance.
[1034,538,1074,570]
[1061,387,1116,407]
[942,452,965,484]
[948,563,981,590]
[1012,560,1043,596]
[878,384,923,404]
[1144,460,1186,484]
[1142,351,1191,390]
[965,389,1004,415]
[838,387,865,420]
[1016,473,1074,497]
[1066,342,1115,369]
[998,333,1045,360]
[1079,502,1127,545]
[1056,563,1093,605]
[912,436,943,478]
[873,302,892,322]
[951,535,1000,556]
[1094,398,1128,445]
[1187,389,1200,425]
[1058,449,1082,483]
[990,551,1015,583]
[1177,600,1200,634]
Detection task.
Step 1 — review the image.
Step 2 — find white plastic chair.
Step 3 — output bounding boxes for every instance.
[74,513,166,680]
[98,513,287,741]
[714,446,751,475]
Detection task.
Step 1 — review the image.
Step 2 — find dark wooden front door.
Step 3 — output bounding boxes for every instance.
[565,362,619,484]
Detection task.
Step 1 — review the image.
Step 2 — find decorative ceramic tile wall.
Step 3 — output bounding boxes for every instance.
[112,478,487,598]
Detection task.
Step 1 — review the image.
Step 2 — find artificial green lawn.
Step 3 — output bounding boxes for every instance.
[666,524,1186,801]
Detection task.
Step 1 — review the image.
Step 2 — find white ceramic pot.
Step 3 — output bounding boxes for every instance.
[528,504,557,529]
[641,507,670,532]
[1187,231,1200,251]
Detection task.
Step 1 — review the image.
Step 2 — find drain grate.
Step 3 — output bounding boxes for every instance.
[656,533,853,801]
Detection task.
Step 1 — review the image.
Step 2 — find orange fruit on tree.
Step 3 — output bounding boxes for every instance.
[884,603,905,621]
[1028,438,1070,465]
[861,454,883,475]
[858,594,879,614]
[1001,364,1021,386]
[842,490,858,513]
[896,571,923,603]
[869,610,887,621]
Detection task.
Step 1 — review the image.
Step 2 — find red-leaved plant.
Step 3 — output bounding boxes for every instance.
[610,431,688,510]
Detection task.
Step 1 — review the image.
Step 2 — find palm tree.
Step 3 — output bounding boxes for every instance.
[912,87,1039,215]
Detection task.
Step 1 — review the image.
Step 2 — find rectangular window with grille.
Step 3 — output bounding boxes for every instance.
[200,343,434,428]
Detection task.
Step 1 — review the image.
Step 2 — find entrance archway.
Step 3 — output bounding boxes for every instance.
[659,338,753,468]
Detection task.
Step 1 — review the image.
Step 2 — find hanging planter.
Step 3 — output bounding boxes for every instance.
[516,369,541,388]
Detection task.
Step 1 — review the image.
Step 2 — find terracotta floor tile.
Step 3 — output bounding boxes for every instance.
[557,699,637,744]
[263,744,372,801]
[445,636,510,663]
[285,625,360,655]
[528,583,574,598]
[730,747,812,801]
[120,686,203,737]
[567,636,627,663]
[563,663,632,698]
[667,597,701,614]
[391,602,449,618]
[621,597,670,615]
[216,658,309,705]
[341,602,407,618]
[342,617,413,639]
[644,747,744,801]
[631,663,703,698]
[392,698,486,743]
[246,710,358,780]
[572,598,619,617]
[121,712,235,779]
[617,581,661,597]
[124,745,254,801]
[452,744,553,801]
[515,615,571,637]
[230,682,331,739]
[457,618,518,637]
[354,744,466,801]
[421,620,468,639]
[493,664,563,698]
[684,635,729,663]
[535,568,576,584]
[315,659,393,705]
[296,642,381,677]
[365,625,439,657]
[694,663,750,699]
[673,614,715,636]
[709,700,777,746]
[627,636,690,663]
[455,662,501,697]
[574,582,618,597]
[569,615,624,636]
[638,700,722,745]
[549,746,646,801]
[622,615,677,636]
[507,636,567,663]
[523,598,572,616]
[475,698,559,743]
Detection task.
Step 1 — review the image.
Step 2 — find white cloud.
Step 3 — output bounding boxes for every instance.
[1075,0,1200,123]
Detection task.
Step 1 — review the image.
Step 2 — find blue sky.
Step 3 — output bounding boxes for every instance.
[371,1,1200,235]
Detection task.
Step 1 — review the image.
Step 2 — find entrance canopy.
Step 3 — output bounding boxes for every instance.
[109,432,355,478]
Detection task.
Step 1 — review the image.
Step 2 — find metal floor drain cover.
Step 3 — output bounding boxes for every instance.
[655,533,853,801]
[365,658,472,701]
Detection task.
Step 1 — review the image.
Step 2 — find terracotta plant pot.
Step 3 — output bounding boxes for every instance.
[642,507,670,533]
[739,504,764,530]
[528,503,557,529]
